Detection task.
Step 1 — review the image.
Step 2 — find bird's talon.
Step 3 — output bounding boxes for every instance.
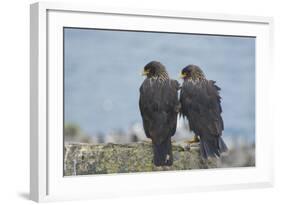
[186,136,200,144]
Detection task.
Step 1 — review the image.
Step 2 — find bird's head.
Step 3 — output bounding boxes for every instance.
[180,64,205,81]
[142,61,168,79]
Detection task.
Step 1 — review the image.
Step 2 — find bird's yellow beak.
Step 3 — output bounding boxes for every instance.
[142,70,149,76]
[179,72,187,79]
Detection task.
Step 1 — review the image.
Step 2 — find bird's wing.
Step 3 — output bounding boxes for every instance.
[139,79,179,144]
[180,80,223,138]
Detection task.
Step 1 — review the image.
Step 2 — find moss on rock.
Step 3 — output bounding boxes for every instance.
[64,141,217,176]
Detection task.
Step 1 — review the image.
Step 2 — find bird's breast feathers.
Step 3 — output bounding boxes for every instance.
[141,78,178,90]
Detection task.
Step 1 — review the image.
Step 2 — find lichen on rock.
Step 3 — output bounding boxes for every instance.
[64,141,218,176]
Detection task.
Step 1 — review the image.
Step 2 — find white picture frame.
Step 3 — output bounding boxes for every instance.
[30,2,274,202]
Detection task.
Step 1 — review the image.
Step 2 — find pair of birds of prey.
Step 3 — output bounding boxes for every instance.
[139,61,227,166]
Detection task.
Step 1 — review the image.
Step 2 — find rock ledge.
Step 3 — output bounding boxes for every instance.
[64,141,217,176]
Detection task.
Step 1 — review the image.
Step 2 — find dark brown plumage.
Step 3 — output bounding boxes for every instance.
[139,61,180,166]
[180,65,227,158]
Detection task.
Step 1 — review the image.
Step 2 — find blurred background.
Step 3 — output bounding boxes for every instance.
[64,28,255,167]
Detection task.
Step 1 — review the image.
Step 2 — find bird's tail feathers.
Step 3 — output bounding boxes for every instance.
[152,138,173,166]
[200,137,228,159]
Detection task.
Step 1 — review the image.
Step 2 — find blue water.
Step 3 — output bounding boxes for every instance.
[64,28,255,141]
